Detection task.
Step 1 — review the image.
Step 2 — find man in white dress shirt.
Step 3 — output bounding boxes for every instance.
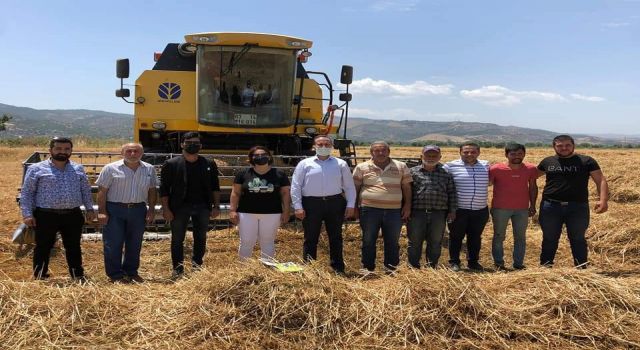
[291,136,356,274]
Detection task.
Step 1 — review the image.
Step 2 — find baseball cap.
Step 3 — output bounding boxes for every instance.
[422,145,441,153]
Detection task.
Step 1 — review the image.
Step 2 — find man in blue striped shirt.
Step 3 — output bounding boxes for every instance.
[96,143,157,283]
[443,142,490,271]
[20,137,95,280]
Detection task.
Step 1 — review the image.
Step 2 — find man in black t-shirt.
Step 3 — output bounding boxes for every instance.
[537,134,609,268]
[160,132,221,278]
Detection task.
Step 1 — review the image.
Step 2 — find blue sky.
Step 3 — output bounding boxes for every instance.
[1,0,638,134]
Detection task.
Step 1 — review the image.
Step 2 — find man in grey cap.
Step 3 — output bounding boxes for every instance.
[407,145,457,268]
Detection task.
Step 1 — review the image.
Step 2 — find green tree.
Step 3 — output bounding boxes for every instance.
[0,113,12,131]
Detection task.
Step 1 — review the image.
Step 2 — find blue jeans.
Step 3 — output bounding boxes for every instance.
[359,207,402,271]
[170,203,211,272]
[538,200,590,267]
[491,208,529,268]
[407,210,447,268]
[103,202,147,279]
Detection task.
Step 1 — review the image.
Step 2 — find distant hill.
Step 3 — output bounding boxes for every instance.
[1,103,638,145]
[0,103,132,139]
[346,118,634,144]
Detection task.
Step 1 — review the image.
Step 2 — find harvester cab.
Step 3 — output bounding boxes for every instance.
[115,32,356,159]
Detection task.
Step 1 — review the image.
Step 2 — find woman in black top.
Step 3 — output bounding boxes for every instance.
[229,146,291,260]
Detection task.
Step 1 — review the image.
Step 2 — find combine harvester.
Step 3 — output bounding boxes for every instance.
[15,32,418,239]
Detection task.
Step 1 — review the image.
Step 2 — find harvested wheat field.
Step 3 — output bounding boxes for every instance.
[1,145,639,349]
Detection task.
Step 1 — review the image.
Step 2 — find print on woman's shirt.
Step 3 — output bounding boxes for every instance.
[248,177,275,193]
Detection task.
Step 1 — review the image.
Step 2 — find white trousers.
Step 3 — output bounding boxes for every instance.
[238,212,281,259]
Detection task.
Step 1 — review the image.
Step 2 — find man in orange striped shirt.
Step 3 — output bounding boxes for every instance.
[353,141,412,273]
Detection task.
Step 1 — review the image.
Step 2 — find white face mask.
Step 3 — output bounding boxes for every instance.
[315,146,332,157]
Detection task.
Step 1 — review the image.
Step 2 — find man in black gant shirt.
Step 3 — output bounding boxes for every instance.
[161,132,221,278]
[537,134,608,268]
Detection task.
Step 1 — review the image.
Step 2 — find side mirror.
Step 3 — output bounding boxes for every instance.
[339,93,352,102]
[116,59,130,79]
[116,89,130,98]
[340,65,353,85]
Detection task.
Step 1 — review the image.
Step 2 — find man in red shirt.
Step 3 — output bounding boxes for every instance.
[489,143,538,270]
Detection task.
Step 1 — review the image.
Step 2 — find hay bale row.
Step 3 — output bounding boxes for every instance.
[1,263,639,349]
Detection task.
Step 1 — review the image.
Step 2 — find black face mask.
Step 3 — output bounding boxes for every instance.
[184,143,201,154]
[51,154,70,161]
[252,155,269,166]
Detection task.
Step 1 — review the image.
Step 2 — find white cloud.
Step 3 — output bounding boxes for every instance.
[350,108,474,121]
[351,77,453,97]
[570,93,606,102]
[460,85,566,106]
[370,0,420,12]
[350,107,422,119]
[603,21,631,28]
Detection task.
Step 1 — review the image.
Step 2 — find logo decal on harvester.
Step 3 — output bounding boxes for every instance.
[158,82,181,101]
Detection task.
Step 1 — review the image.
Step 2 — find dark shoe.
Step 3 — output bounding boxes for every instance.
[334,269,347,277]
[171,270,184,281]
[110,277,130,284]
[428,262,438,269]
[383,267,397,276]
[449,263,461,272]
[73,275,89,284]
[495,264,507,271]
[192,264,203,272]
[513,265,527,270]
[33,273,51,280]
[127,274,145,283]
[468,262,484,271]
[358,268,375,278]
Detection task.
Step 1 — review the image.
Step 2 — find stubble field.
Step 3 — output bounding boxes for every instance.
[1,145,639,349]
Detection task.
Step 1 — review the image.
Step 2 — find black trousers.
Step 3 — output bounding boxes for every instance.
[301,195,347,272]
[33,208,85,278]
[170,203,211,272]
[448,207,489,265]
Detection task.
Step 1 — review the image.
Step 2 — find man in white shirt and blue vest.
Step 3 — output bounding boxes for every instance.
[96,143,157,283]
[291,135,356,275]
[444,142,490,271]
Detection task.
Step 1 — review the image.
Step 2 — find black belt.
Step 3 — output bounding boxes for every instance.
[545,198,570,206]
[36,207,80,214]
[413,208,446,213]
[108,202,146,208]
[304,194,343,201]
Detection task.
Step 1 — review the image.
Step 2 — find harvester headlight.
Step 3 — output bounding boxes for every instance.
[305,127,318,135]
[152,121,167,130]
